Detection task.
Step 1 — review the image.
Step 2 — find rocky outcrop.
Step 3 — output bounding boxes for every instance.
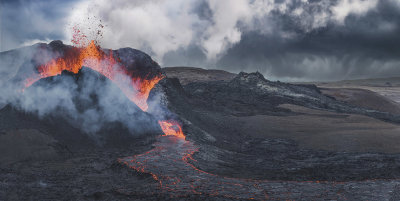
[182,72,400,122]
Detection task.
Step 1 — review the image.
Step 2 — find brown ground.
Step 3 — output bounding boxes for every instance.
[232,104,400,153]
[320,88,400,115]
[312,77,400,104]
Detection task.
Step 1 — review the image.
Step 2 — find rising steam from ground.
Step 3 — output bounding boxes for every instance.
[0,44,164,139]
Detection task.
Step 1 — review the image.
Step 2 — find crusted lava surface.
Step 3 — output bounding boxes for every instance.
[156,72,400,181]
[122,71,400,199]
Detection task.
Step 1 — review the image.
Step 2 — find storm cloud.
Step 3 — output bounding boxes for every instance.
[1,0,400,81]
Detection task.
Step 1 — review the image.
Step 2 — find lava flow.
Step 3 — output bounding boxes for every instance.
[23,39,272,199]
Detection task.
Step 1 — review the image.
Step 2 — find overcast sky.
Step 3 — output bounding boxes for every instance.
[1,0,400,81]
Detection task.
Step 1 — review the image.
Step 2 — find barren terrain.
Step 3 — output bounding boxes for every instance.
[3,47,400,200]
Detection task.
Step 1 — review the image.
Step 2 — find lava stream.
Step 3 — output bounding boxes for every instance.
[119,136,270,199]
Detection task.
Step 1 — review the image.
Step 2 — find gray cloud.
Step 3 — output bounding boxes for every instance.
[1,0,400,81]
[214,0,400,81]
[0,0,79,51]
[164,0,400,81]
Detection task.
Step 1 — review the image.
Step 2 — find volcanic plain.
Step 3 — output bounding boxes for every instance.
[2,43,400,200]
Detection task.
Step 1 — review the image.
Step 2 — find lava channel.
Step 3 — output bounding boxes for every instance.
[119,135,272,200]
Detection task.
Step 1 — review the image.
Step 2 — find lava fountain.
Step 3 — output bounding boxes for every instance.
[24,40,162,111]
[23,39,182,140]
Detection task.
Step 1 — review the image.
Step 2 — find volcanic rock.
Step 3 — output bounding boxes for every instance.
[153,70,400,182]
[182,72,400,122]
[162,66,236,85]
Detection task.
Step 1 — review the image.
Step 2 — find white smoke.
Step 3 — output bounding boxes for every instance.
[0,44,161,139]
[65,0,380,63]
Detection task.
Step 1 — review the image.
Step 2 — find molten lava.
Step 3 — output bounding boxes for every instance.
[158,120,185,139]
[24,40,162,111]
[24,39,184,139]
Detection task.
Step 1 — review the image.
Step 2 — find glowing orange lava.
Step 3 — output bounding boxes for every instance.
[158,120,186,139]
[23,39,185,138]
[24,40,163,111]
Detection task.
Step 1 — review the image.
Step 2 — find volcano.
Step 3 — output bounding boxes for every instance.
[1,40,165,149]
[27,67,161,145]
[3,42,400,200]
